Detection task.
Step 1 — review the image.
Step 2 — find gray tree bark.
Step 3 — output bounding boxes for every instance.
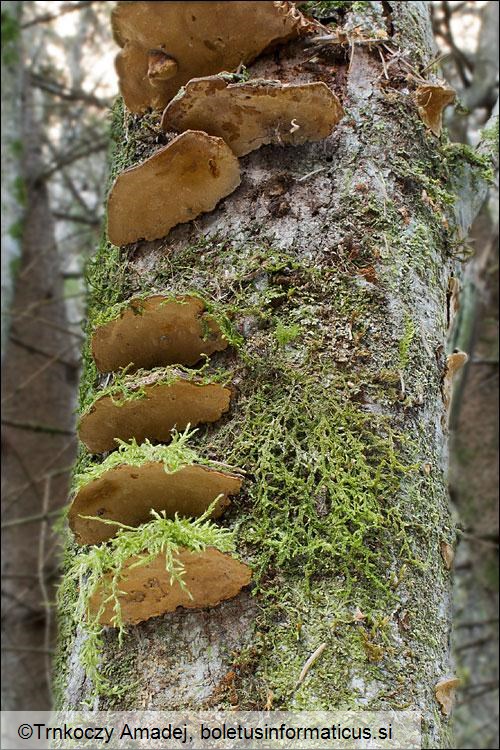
[56,3,493,747]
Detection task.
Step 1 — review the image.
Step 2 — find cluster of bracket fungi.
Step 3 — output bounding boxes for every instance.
[70,1,344,629]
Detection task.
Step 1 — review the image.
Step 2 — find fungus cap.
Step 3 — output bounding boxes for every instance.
[435,677,461,716]
[415,83,455,137]
[107,130,240,247]
[91,547,252,625]
[162,77,344,156]
[69,461,242,545]
[112,1,305,113]
[78,371,231,454]
[91,295,228,372]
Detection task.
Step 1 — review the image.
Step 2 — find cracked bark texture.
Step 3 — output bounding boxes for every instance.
[57,3,487,747]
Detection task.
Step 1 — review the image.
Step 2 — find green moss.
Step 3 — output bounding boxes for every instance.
[274,321,301,346]
[481,116,499,159]
[80,364,231,418]
[90,290,242,350]
[8,218,24,240]
[299,1,349,18]
[73,428,234,493]
[213,365,421,589]
[1,8,20,64]
[59,510,236,697]
[441,141,495,184]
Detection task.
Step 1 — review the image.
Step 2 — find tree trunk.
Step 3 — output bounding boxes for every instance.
[450,201,499,748]
[1,0,22,359]
[1,4,78,710]
[56,3,494,747]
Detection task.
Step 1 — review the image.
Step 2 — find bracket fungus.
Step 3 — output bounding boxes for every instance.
[90,547,252,625]
[442,350,468,411]
[78,369,231,454]
[70,459,242,545]
[91,295,228,372]
[161,77,344,156]
[415,83,456,137]
[107,131,240,247]
[112,1,306,113]
[435,676,461,716]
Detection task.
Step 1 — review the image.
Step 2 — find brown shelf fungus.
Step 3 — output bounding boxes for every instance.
[107,131,240,247]
[78,370,231,454]
[90,547,252,625]
[69,461,242,546]
[111,1,306,113]
[162,77,344,156]
[415,83,456,137]
[91,295,228,372]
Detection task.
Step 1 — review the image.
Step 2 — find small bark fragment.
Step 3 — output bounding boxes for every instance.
[147,50,178,84]
[442,351,468,411]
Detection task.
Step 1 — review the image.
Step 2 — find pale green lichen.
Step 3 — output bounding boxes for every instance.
[398,315,416,369]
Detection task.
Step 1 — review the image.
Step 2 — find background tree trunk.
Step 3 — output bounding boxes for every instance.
[55,3,494,747]
[1,2,78,710]
[1,0,23,359]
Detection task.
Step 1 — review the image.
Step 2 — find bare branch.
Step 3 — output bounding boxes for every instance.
[21,1,96,29]
[9,334,79,369]
[1,509,63,530]
[38,139,108,182]
[30,71,111,109]
[1,419,75,437]
[52,210,101,227]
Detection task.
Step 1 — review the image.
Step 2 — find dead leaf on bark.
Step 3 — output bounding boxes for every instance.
[398,610,410,631]
[415,83,456,136]
[353,606,366,622]
[357,265,378,284]
[435,676,460,716]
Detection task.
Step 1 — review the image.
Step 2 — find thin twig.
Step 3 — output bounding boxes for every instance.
[296,643,327,686]
[39,477,54,701]
[296,167,327,182]
[1,508,63,530]
[1,419,74,436]
[1,647,55,654]
[455,617,499,630]
[22,1,95,28]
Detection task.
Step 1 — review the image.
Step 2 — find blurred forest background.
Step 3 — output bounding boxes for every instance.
[1,2,498,747]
